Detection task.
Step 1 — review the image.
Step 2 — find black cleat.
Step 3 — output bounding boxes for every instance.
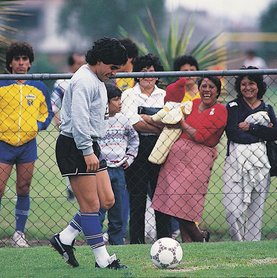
[95,255,127,270]
[50,234,79,267]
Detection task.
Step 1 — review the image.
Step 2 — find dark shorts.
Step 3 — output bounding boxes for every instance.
[0,139,37,164]
[55,134,107,177]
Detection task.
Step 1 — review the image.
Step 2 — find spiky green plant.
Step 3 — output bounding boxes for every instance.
[0,1,23,72]
[119,7,228,71]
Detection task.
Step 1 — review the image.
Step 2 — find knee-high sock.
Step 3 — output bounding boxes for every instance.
[80,212,104,249]
[15,194,30,233]
[80,212,111,268]
[98,207,106,229]
[60,212,82,245]
[69,211,82,232]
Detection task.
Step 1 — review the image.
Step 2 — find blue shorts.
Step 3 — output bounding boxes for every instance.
[0,139,37,164]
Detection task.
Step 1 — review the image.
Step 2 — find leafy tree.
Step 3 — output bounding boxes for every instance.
[119,9,228,72]
[0,0,20,72]
[0,1,58,76]
[259,0,277,61]
[58,0,166,45]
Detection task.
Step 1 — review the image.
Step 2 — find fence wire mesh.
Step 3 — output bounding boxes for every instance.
[0,70,276,247]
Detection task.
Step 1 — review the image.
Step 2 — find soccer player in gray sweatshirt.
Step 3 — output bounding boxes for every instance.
[50,38,128,270]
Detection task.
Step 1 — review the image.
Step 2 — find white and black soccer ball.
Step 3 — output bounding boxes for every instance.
[150,237,183,269]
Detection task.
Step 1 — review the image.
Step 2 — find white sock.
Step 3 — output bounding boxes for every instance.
[59,225,80,245]
[93,246,115,268]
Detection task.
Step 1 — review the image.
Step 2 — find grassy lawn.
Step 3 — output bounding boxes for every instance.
[0,240,276,277]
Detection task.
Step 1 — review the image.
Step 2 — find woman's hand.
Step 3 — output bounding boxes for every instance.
[179,119,196,138]
[141,114,165,129]
[238,121,250,131]
[166,122,181,129]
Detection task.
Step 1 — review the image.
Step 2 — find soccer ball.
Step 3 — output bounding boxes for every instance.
[150,237,183,269]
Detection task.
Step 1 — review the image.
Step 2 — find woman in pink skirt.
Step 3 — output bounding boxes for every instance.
[152,76,227,242]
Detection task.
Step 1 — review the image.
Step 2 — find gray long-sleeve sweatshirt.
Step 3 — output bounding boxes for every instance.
[60,64,108,155]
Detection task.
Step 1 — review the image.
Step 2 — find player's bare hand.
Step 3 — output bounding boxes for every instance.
[84,153,99,172]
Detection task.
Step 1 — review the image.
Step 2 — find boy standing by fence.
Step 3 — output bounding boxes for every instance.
[99,84,139,245]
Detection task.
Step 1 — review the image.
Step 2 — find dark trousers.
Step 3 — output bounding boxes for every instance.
[125,135,171,244]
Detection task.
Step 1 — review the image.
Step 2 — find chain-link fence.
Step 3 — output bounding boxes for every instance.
[0,69,276,247]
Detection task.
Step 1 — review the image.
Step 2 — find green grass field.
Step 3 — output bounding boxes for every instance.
[0,241,276,277]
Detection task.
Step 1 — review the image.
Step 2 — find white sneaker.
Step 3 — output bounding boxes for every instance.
[12,231,30,247]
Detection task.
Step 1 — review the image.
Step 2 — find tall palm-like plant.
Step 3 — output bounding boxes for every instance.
[119,7,227,71]
[0,1,22,72]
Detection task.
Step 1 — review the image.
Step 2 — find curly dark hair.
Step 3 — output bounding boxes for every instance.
[173,55,199,71]
[133,53,164,83]
[6,41,34,73]
[234,66,267,99]
[119,38,138,59]
[198,76,222,98]
[86,37,127,66]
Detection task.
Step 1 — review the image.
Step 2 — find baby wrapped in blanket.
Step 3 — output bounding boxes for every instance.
[148,101,193,164]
